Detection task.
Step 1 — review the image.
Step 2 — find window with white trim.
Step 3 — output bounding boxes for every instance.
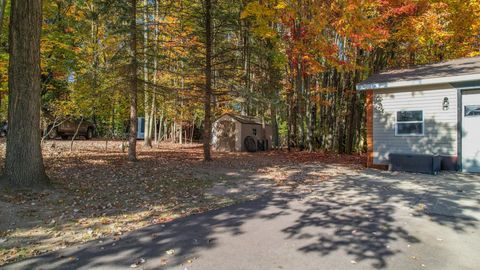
[395,110,424,136]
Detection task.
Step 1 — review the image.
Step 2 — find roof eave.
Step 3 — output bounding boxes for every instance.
[356,73,480,91]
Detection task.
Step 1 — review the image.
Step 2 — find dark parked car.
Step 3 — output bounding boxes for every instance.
[0,121,7,137]
[46,119,95,140]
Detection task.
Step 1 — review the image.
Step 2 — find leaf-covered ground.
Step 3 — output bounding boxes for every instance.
[0,140,364,265]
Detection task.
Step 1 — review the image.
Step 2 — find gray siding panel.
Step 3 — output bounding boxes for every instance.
[373,84,458,164]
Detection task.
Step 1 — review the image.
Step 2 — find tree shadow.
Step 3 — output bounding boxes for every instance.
[2,146,479,269]
[278,166,478,268]
[4,194,297,269]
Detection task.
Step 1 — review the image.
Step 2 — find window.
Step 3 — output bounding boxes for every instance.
[465,105,480,117]
[395,110,424,136]
[252,128,257,136]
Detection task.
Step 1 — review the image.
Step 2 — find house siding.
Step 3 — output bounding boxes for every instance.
[373,83,458,165]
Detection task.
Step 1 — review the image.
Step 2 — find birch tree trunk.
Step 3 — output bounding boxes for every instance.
[2,0,49,187]
[143,0,152,147]
[157,112,164,143]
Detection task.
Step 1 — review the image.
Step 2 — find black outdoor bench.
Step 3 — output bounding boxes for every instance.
[389,153,442,175]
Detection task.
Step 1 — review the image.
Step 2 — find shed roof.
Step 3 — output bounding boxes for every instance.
[357,56,480,90]
[219,113,264,125]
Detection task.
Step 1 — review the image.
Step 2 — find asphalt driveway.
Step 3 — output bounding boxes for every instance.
[5,167,480,270]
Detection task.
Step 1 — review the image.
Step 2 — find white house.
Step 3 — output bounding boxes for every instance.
[357,56,480,173]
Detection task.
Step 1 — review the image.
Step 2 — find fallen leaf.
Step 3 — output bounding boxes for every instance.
[130,257,146,268]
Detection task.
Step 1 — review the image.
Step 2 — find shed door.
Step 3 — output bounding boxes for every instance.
[216,120,236,151]
[462,90,480,172]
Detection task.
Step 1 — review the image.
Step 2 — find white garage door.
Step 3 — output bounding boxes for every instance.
[462,90,480,172]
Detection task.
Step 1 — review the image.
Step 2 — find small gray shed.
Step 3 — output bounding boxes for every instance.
[357,56,480,173]
[212,113,273,152]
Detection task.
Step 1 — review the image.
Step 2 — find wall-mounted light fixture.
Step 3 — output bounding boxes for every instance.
[443,97,450,111]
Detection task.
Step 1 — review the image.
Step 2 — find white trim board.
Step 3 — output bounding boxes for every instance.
[357,74,480,91]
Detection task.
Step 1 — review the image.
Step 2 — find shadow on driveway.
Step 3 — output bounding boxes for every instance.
[4,167,480,270]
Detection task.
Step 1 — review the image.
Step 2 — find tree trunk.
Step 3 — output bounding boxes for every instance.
[158,112,164,143]
[174,122,177,142]
[270,102,279,149]
[286,74,294,150]
[0,0,6,113]
[305,75,314,152]
[0,0,7,33]
[297,62,305,150]
[346,70,359,154]
[150,0,158,146]
[2,0,49,187]
[128,0,138,162]
[143,0,152,147]
[179,121,183,144]
[190,118,195,143]
[163,120,167,141]
[111,94,116,137]
[203,0,213,161]
[70,117,84,151]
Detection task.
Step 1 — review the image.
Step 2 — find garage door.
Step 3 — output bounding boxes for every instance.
[462,90,480,172]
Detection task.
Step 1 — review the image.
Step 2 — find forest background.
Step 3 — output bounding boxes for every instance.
[0,0,479,155]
